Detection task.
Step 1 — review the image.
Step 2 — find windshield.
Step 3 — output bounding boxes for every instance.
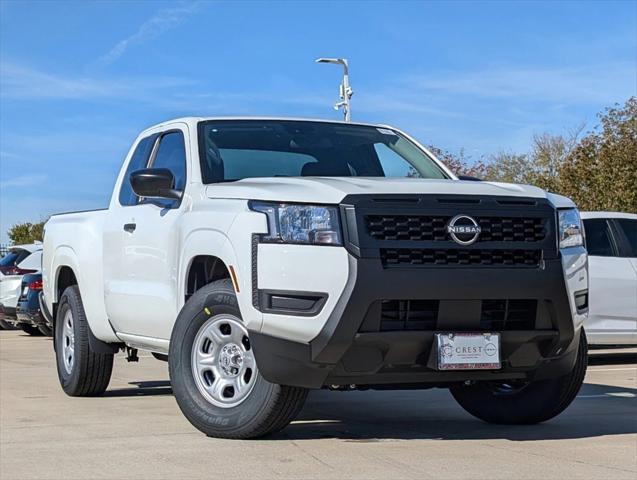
[197,120,449,183]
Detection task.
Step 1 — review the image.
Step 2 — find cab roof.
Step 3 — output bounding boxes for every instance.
[141,116,394,134]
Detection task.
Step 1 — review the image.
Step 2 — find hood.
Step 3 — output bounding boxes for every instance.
[205,177,576,208]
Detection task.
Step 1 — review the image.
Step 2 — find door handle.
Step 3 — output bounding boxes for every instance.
[123,223,136,233]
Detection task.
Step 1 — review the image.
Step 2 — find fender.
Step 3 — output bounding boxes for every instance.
[180,228,263,333]
[51,246,120,343]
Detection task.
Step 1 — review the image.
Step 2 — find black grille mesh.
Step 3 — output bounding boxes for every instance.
[374,299,538,332]
[481,299,538,330]
[380,300,439,331]
[366,215,546,243]
[381,248,541,267]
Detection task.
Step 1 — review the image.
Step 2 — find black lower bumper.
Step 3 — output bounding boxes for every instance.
[16,307,46,326]
[251,256,582,389]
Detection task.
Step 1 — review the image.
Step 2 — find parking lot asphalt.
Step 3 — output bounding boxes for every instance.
[1,330,635,480]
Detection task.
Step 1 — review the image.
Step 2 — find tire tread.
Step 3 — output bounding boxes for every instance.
[56,285,113,397]
[170,279,308,439]
[451,331,588,424]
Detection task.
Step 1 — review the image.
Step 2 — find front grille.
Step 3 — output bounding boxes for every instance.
[381,248,542,267]
[366,215,546,243]
[380,300,439,331]
[481,299,538,330]
[366,299,538,332]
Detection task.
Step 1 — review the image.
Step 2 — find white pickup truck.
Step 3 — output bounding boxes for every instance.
[42,117,589,439]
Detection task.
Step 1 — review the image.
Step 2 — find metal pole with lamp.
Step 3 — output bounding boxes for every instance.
[315,57,353,122]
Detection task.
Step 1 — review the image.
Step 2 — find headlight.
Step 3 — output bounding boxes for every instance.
[558,208,584,249]
[250,202,342,246]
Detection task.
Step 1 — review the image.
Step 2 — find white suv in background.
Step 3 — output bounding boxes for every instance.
[0,243,43,330]
[581,212,637,346]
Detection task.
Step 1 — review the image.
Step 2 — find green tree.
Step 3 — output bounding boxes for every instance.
[7,221,46,245]
[559,97,637,212]
[484,152,534,184]
[427,145,488,178]
[527,129,581,192]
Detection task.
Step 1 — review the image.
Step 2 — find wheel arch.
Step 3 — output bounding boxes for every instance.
[49,245,119,343]
[50,246,81,304]
[184,255,231,302]
[179,228,262,333]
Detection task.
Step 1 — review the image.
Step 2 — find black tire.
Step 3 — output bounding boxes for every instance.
[38,324,53,336]
[0,319,18,330]
[169,279,308,439]
[55,285,114,396]
[20,323,43,336]
[450,330,588,424]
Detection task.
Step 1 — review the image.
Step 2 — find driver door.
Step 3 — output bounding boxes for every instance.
[103,125,190,340]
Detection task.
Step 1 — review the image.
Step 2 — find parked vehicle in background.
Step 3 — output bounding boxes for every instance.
[42,117,588,439]
[0,244,42,330]
[15,273,51,336]
[581,212,637,346]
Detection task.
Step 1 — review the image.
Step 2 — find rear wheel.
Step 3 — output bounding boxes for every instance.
[55,285,114,396]
[38,324,53,336]
[450,331,588,424]
[169,279,308,439]
[20,323,43,336]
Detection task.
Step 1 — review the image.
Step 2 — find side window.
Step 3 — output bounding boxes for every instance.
[583,219,617,257]
[119,135,156,206]
[150,131,187,190]
[616,219,637,257]
[374,143,420,178]
[145,131,187,208]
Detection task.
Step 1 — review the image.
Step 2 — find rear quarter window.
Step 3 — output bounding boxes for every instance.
[616,219,637,257]
[583,219,617,257]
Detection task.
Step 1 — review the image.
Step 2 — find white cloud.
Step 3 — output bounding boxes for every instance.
[0,62,330,113]
[95,2,203,68]
[0,174,47,189]
[403,62,636,104]
[0,151,20,161]
[0,62,194,101]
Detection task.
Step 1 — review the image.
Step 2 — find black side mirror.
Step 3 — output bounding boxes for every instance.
[457,175,483,182]
[130,168,182,200]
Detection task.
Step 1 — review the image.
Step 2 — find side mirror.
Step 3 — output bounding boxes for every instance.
[130,168,182,200]
[457,175,483,182]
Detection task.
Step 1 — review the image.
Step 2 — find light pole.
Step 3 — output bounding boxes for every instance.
[315,57,353,122]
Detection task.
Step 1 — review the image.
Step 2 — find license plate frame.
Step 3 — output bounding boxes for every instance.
[436,332,501,370]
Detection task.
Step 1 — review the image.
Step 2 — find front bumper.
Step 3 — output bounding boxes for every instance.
[251,254,584,389]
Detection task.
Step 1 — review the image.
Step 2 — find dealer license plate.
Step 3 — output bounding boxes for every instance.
[436,333,501,370]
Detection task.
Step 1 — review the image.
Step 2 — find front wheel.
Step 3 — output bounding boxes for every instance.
[450,330,588,424]
[169,279,308,439]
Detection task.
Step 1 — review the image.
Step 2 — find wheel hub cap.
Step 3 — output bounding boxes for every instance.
[62,310,75,374]
[191,316,257,408]
[219,343,243,376]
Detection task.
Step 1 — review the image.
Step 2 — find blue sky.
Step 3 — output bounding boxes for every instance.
[1,0,635,242]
